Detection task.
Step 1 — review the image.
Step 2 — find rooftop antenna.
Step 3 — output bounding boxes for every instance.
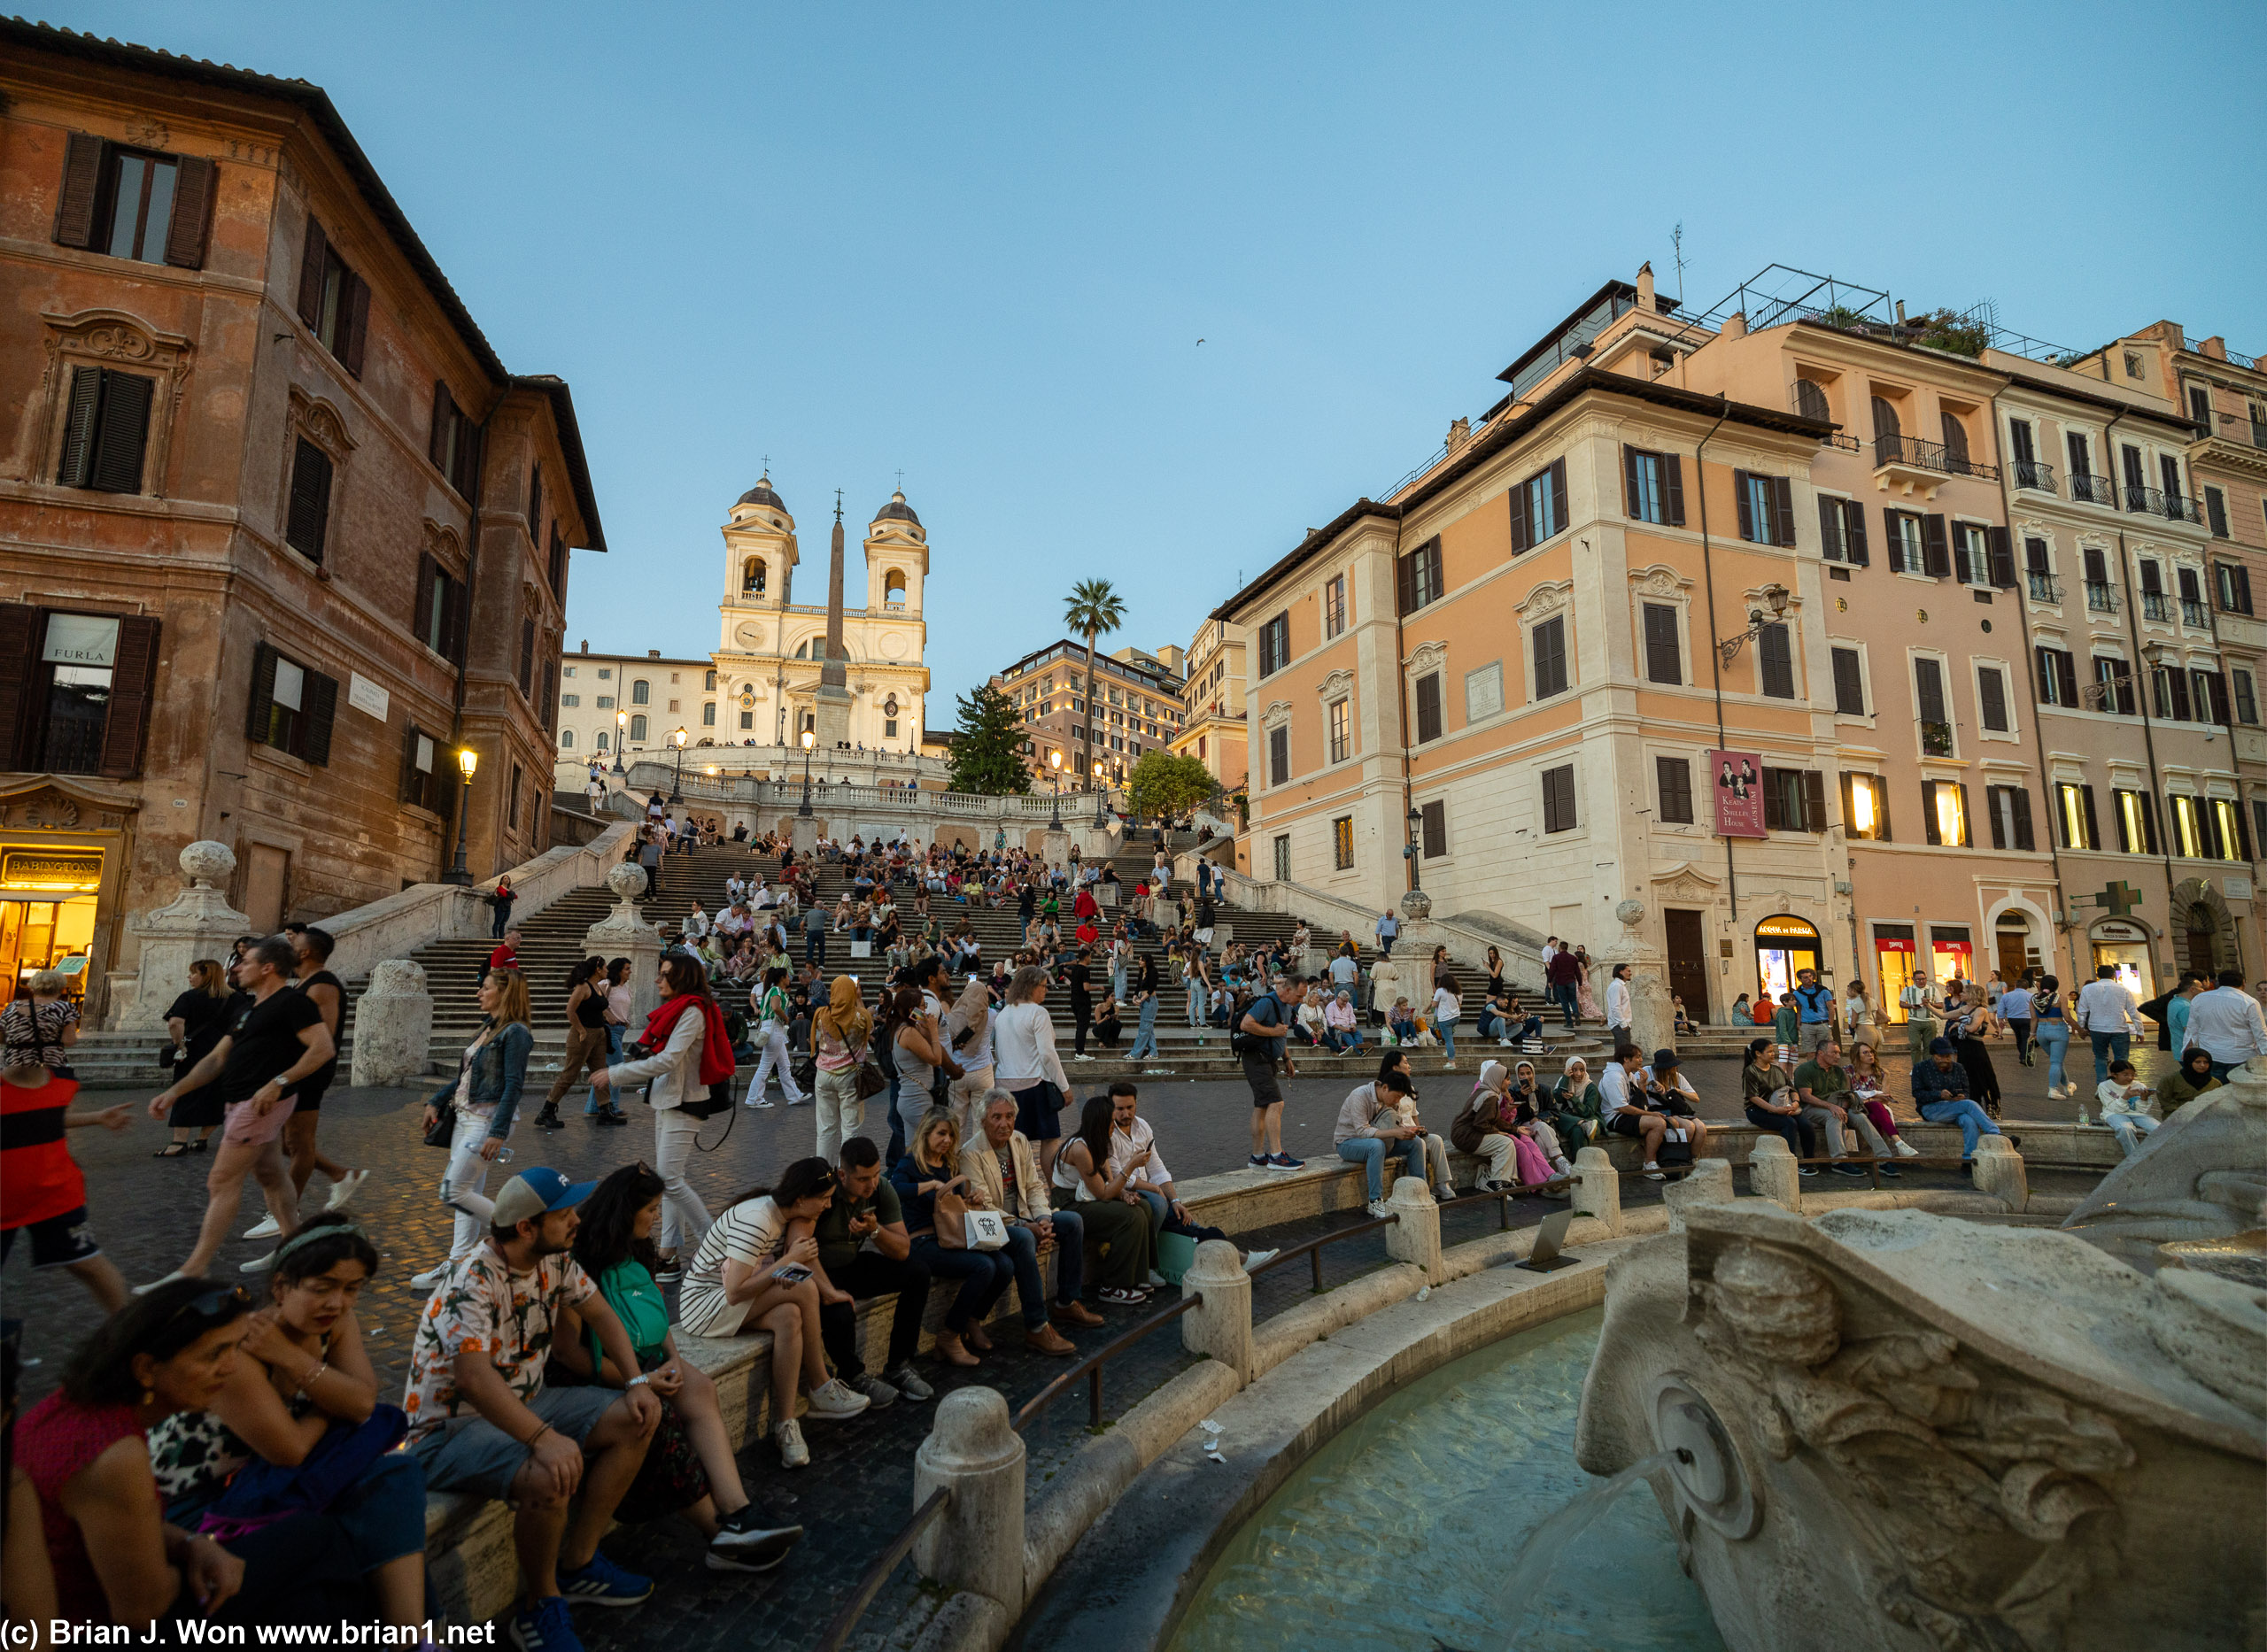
[1671,222,1687,304]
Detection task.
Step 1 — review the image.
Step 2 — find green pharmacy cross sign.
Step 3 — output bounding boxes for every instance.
[2092,881,2144,917]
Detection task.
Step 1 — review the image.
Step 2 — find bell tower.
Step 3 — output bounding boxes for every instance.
[719,471,797,651]
[864,490,928,614]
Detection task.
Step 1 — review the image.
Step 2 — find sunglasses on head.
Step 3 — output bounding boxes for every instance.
[164,1284,251,1332]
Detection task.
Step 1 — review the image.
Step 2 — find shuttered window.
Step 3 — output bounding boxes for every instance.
[52,133,215,268]
[1257,613,1289,676]
[55,367,153,494]
[2205,486,2229,538]
[1623,448,1684,526]
[1793,380,1830,422]
[1509,459,1568,552]
[518,617,537,697]
[548,528,569,595]
[528,463,545,547]
[1414,672,1443,742]
[245,642,338,765]
[1531,615,1567,699]
[1641,604,1681,685]
[1266,724,1289,787]
[285,439,333,563]
[2092,656,2136,715]
[1656,755,1693,823]
[1396,539,1442,614]
[1757,623,1795,699]
[1420,799,1448,859]
[1985,784,2035,851]
[1914,656,1948,728]
[1830,646,1866,716]
[1920,514,1952,578]
[1887,511,1924,575]
[0,606,160,778]
[412,553,468,666]
[1977,667,2008,732]
[2234,668,2258,726]
[1841,773,1891,841]
[429,382,481,497]
[1922,779,1971,847]
[1540,764,1577,834]
[2217,562,2253,614]
[1733,471,1796,546]
[542,660,559,734]
[1817,497,1868,565]
[400,725,441,811]
[297,216,370,376]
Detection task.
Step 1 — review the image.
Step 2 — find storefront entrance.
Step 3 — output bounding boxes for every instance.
[1752,914,1822,1007]
[2090,918,2155,1000]
[0,846,103,1008]
[1874,923,1917,1023]
[1928,924,1975,993]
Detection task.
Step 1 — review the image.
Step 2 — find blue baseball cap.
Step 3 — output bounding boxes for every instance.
[491,1167,598,1229]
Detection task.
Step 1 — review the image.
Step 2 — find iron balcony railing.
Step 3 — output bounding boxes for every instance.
[2183,598,2211,628]
[1872,432,2000,481]
[2027,571,2062,603]
[2124,482,2166,514]
[1921,720,1954,755]
[2164,493,2205,525]
[2086,580,2121,614]
[2141,591,2174,621]
[2071,473,2116,506]
[2012,459,2057,494]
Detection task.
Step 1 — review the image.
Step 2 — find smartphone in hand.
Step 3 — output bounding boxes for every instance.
[771,1263,814,1287]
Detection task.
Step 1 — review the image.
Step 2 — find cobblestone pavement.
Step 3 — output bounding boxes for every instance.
[5,1035,2125,1648]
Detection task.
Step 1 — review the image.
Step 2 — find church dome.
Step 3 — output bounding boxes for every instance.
[737,471,785,510]
[874,489,921,528]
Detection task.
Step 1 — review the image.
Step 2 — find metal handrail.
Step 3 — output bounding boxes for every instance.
[1011,1291,1205,1432]
[813,1486,952,1652]
[1245,1207,1403,1293]
[2011,459,2057,494]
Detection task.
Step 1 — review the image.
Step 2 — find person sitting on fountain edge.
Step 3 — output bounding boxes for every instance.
[1910,1037,2003,1169]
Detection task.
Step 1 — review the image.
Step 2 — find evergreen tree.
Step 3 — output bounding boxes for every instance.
[947,683,1034,795]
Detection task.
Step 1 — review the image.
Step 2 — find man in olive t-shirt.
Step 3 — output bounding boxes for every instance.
[1791,1040,1894,1176]
[810,1139,932,1406]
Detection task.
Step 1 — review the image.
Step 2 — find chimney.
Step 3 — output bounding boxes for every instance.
[1636,261,1656,313]
[2201,336,2228,361]
[648,649,661,658]
[1722,311,1747,341]
[579,640,588,653]
[1894,300,1907,325]
[1445,416,1472,455]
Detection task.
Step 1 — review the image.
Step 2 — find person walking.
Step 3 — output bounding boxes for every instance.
[155,958,234,1157]
[486,876,517,939]
[994,965,1072,1180]
[246,928,367,1239]
[1126,948,1162,1063]
[4,1050,131,1312]
[1067,947,1095,1059]
[143,936,334,1289]
[1374,908,1398,957]
[2031,973,2071,1098]
[746,965,808,1107]
[596,954,732,1281]
[1432,971,1462,1066]
[1999,974,2035,1067]
[2,969,80,1078]
[2182,968,2267,1079]
[811,976,872,1164]
[536,957,618,1130]
[410,968,534,1287]
[1791,967,1837,1055]
[2075,965,2142,1091]
[1545,943,1582,1030]
[1605,963,1634,1049]
[1241,975,1304,1172]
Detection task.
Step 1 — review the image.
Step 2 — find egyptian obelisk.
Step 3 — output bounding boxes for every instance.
[812,490,854,751]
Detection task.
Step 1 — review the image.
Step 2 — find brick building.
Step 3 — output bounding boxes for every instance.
[0,21,604,1021]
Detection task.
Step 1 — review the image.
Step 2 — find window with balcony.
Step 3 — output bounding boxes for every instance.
[1915,656,1952,753]
[1940,411,1972,473]
[2083,546,2118,614]
[1923,779,1970,847]
[2179,567,2209,628]
[2024,537,2058,603]
[2139,560,2171,622]
[2008,419,2054,493]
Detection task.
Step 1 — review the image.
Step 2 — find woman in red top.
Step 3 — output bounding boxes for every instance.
[17,1279,370,1631]
[1,1058,130,1313]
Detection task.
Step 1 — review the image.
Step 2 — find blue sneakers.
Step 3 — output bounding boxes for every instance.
[557,1548,654,1607]
[1247,1154,1269,1170]
[1266,1153,1304,1172]
[509,1597,582,1652]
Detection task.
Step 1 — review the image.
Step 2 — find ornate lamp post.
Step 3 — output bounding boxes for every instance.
[613,710,627,776]
[1718,583,1792,665]
[445,746,478,884]
[669,727,688,803]
[797,726,816,817]
[1048,750,1064,831]
[1092,759,1109,828]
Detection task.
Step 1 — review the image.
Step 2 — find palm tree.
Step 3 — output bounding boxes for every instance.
[1062,577,1126,793]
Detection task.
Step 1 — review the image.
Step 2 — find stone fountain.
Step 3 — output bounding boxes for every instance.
[1574,1064,2267,1652]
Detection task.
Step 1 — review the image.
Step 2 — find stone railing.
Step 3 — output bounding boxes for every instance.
[1192,862,1550,989]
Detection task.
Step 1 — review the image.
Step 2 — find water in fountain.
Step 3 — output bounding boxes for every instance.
[1490,1449,1686,1648]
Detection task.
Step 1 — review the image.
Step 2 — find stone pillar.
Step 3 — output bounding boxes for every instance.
[1661,1157,1736,1232]
[1180,1238,1254,1384]
[1572,1144,1621,1235]
[112,842,251,1029]
[1972,1135,2029,1213]
[584,862,664,1024]
[351,960,433,1087]
[1041,827,1071,872]
[913,1386,1026,1616]
[1747,1134,1802,1213]
[788,812,818,857]
[1383,1174,1443,1285]
[1606,899,1676,1054]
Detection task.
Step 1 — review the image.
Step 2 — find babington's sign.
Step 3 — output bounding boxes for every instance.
[0,849,104,890]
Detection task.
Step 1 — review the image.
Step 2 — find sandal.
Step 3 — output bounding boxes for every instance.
[154,1142,190,1158]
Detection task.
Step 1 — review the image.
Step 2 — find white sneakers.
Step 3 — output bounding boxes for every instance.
[326,1170,370,1211]
[806,1378,872,1419]
[243,1213,282,1239]
[1366,1199,1390,1219]
[134,1270,187,1296]
[1435,1182,1458,1202]
[410,1263,450,1289]
[239,1250,276,1274]
[1893,1139,1920,1158]
[776,1417,809,1470]
[1242,1248,1279,1273]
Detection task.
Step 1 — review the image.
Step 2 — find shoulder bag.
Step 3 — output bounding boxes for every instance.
[933,1188,1008,1251]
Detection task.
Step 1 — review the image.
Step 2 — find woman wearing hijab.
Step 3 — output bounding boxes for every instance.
[2157,1045,2222,1115]
[1451,1061,1565,1194]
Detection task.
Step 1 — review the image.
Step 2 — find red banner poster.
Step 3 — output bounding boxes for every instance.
[1708,749,1767,838]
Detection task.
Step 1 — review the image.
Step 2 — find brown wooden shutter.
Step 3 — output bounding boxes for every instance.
[244,642,279,741]
[518,616,536,696]
[1986,525,2016,588]
[1920,514,1950,577]
[1414,673,1441,742]
[1548,458,1567,534]
[97,614,161,778]
[1507,479,1531,553]
[2058,651,2080,709]
[412,552,437,647]
[286,441,332,561]
[454,417,483,499]
[1803,769,1826,833]
[1922,780,1942,845]
[1843,501,1868,565]
[1732,469,1753,540]
[2012,787,2036,852]
[163,157,216,268]
[541,660,558,733]
[1770,476,1796,545]
[1662,454,1684,527]
[296,215,328,328]
[1763,768,1786,831]
[398,721,422,803]
[429,382,453,467]
[1420,799,1447,857]
[528,463,545,542]
[1817,493,1842,561]
[339,273,370,377]
[301,668,339,765]
[0,606,43,769]
[1621,447,1639,517]
[56,367,102,486]
[89,371,152,494]
[1395,551,1415,614]
[1987,786,2008,849]
[1951,525,1973,585]
[53,133,105,249]
[447,574,470,667]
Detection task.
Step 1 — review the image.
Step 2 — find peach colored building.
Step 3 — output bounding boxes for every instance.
[1172,615,1249,839]
[0,22,602,1016]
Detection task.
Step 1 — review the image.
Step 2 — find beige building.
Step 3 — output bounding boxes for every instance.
[1173,614,1249,820]
[554,647,712,767]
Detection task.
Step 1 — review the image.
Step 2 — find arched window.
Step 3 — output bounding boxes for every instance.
[701,702,716,726]
[1793,380,1830,422]
[884,568,908,606]
[631,680,650,706]
[559,729,574,748]
[794,639,809,659]
[596,730,609,751]
[630,714,647,741]
[1871,396,1900,442]
[743,557,766,594]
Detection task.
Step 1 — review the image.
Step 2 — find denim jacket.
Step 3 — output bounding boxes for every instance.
[427,1019,532,1142]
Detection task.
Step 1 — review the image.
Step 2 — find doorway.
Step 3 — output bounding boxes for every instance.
[1752,914,1822,1007]
[1664,908,1710,1023]
[2181,903,2220,976]
[1993,910,2034,984]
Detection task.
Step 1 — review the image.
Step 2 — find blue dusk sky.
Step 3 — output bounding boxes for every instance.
[36,1,2267,715]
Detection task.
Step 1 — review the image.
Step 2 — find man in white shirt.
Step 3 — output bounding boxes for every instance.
[1899,972,1937,1059]
[1107,1082,1277,1274]
[2181,969,2267,1078]
[683,902,711,943]
[723,873,747,907]
[2075,966,2143,1086]
[1598,1043,1672,1180]
[1605,964,1634,1045]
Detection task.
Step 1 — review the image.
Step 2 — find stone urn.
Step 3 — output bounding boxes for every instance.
[116,841,251,1030]
[1400,887,1433,922]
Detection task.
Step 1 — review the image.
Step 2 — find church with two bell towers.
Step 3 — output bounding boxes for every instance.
[710,473,932,752]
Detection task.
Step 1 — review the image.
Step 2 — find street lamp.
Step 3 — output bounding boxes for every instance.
[1048,750,1064,831]
[1404,804,1423,895]
[444,746,478,885]
[1092,759,1109,828]
[669,727,688,803]
[612,710,627,776]
[1718,583,1792,666]
[797,726,816,817]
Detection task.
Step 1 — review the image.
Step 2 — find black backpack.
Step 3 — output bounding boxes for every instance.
[1229,992,1278,1058]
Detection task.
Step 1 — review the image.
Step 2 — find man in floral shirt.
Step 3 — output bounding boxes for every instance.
[405,1168,662,1652]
